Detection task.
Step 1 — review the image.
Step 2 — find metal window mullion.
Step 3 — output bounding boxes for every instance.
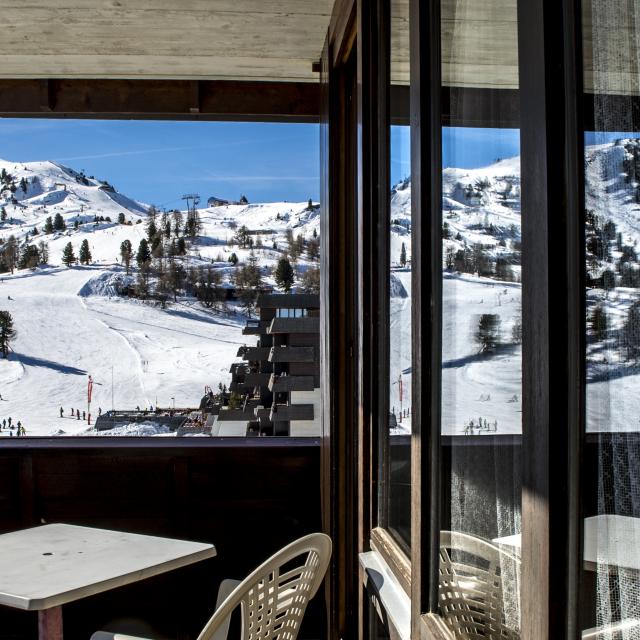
[409,0,443,627]
[517,0,585,637]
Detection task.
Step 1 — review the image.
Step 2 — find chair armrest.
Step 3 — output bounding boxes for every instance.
[210,578,242,640]
[91,578,243,640]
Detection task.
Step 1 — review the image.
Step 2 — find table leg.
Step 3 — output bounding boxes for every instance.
[38,606,63,640]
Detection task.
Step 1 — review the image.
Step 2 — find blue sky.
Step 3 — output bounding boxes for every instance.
[391,126,521,186]
[0,119,524,206]
[4,121,633,208]
[0,119,320,206]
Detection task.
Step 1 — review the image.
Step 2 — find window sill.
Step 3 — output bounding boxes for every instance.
[359,550,411,640]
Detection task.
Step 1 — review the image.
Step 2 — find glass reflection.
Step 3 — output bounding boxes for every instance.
[580,0,640,636]
[438,0,521,635]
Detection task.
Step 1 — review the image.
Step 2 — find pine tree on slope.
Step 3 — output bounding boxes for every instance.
[274,257,295,293]
[0,311,15,359]
[62,242,76,267]
[79,239,92,265]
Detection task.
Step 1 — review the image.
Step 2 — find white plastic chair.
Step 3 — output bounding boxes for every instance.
[91,532,332,640]
[438,530,521,640]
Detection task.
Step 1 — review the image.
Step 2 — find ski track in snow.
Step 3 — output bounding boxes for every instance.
[0,267,246,436]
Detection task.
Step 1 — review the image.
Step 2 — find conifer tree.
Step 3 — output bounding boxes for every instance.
[120,239,133,275]
[400,242,407,267]
[146,205,158,240]
[79,239,92,265]
[0,310,15,359]
[117,212,126,224]
[185,209,201,238]
[274,257,295,292]
[53,213,66,231]
[475,314,502,353]
[62,242,76,267]
[590,304,608,342]
[623,301,640,361]
[173,210,183,237]
[167,258,186,302]
[18,245,39,270]
[136,238,151,267]
[38,241,49,265]
[0,207,6,222]
[44,216,53,234]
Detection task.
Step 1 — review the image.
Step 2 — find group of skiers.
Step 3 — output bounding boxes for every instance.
[59,406,102,424]
[0,417,26,436]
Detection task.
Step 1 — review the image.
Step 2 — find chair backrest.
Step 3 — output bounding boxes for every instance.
[197,533,332,640]
[439,531,521,640]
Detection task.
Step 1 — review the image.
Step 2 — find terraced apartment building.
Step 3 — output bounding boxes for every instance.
[213,293,320,437]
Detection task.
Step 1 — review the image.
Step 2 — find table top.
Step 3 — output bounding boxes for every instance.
[493,514,640,572]
[0,523,216,611]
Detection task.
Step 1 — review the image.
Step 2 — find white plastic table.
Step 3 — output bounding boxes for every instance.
[0,523,217,640]
[492,514,640,571]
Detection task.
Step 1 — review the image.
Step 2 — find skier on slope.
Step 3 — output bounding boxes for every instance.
[59,407,64,418]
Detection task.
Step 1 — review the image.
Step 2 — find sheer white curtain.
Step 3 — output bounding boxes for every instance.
[585,1,640,636]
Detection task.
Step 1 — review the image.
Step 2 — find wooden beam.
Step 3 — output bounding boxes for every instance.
[0,79,320,122]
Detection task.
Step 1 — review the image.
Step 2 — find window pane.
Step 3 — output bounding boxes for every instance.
[439,0,522,635]
[581,1,640,635]
[0,120,321,438]
[378,0,411,553]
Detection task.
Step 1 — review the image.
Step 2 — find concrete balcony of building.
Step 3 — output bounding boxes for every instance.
[243,372,271,387]
[267,317,320,335]
[268,374,315,392]
[242,320,270,336]
[269,403,315,422]
[240,347,271,362]
[268,346,315,363]
[254,406,272,426]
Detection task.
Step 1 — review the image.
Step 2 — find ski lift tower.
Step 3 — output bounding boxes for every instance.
[181,193,200,216]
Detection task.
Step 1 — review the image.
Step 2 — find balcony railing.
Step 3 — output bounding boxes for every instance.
[268,317,320,334]
[268,346,315,363]
[270,404,315,422]
[269,374,315,392]
[242,347,272,361]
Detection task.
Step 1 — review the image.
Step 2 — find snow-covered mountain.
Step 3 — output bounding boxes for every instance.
[1,139,637,437]
[391,140,640,436]
[0,158,320,436]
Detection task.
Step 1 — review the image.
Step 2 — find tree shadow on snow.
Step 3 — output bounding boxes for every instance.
[442,343,519,369]
[164,305,240,328]
[11,353,87,376]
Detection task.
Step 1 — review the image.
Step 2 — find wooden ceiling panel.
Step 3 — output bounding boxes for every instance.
[0,0,334,81]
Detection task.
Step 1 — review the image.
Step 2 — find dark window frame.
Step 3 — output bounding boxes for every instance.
[406,0,586,637]
[0,79,323,450]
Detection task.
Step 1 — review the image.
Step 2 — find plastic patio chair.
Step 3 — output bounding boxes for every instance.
[438,530,521,640]
[91,532,332,640]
